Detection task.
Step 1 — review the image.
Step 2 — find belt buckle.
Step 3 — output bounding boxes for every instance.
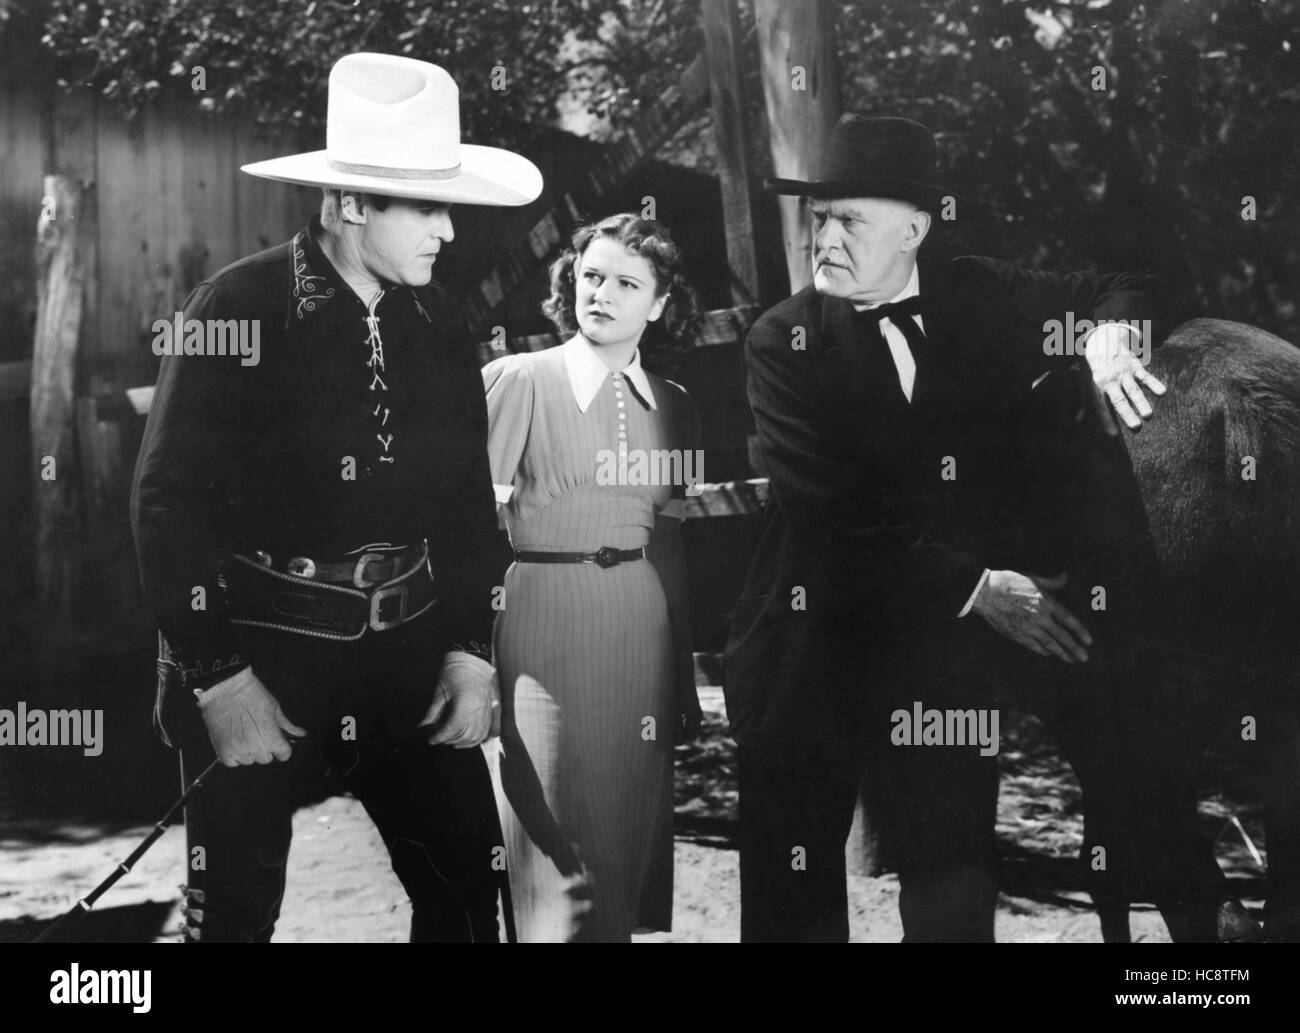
[353,552,390,589]
[370,583,409,631]
[595,546,620,569]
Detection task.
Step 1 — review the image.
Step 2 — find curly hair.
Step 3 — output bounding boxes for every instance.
[541,213,701,375]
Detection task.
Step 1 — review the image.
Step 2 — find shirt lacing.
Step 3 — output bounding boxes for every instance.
[364,290,396,465]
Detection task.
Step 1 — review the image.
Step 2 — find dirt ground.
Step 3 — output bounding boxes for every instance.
[0,685,1266,943]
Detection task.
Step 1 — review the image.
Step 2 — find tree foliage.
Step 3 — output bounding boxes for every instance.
[41,0,702,148]
[39,0,1300,334]
[836,0,1300,334]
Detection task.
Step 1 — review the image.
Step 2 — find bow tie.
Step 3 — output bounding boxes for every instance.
[850,294,932,406]
[854,295,926,324]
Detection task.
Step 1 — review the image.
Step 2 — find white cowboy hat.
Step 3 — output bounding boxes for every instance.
[241,52,543,206]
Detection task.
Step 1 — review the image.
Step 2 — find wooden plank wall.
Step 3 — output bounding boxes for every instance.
[0,7,317,658]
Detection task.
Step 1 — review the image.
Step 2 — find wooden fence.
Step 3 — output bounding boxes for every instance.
[1,7,320,660]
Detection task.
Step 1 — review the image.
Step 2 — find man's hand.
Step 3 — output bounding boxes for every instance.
[421,651,499,748]
[971,570,1092,663]
[677,689,703,744]
[196,667,307,766]
[1085,323,1166,432]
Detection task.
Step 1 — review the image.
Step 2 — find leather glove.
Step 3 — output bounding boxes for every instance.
[420,651,499,748]
[195,667,307,766]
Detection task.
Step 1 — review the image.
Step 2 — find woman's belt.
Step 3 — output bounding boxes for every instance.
[513,546,646,569]
[221,542,436,641]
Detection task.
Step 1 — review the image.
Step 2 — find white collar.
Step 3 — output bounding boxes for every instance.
[563,334,658,413]
[854,264,920,312]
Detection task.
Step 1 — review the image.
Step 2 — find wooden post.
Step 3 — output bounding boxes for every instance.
[30,174,90,646]
[754,0,840,294]
[702,0,760,306]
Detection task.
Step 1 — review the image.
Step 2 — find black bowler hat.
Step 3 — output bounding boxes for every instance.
[764,114,949,208]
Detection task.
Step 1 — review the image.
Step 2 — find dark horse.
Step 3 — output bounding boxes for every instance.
[1041,318,1300,941]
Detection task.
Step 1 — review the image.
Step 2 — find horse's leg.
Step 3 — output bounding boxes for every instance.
[1046,692,1141,943]
[1260,686,1300,940]
[1095,894,1133,943]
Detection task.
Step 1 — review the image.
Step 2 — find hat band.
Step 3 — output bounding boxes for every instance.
[327,157,462,181]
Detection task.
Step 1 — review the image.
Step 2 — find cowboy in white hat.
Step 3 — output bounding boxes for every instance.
[132,52,541,942]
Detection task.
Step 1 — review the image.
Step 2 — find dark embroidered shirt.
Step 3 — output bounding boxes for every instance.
[131,217,501,683]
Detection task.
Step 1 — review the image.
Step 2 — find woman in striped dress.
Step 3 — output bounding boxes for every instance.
[482,214,702,942]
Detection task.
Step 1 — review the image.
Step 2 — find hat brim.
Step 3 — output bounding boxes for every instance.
[241,144,543,206]
[765,176,952,207]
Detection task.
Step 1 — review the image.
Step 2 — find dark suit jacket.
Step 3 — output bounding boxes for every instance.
[723,254,1167,757]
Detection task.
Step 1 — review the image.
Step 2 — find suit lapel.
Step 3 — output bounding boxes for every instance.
[816,294,859,417]
[917,258,1016,419]
[911,260,972,420]
[819,294,909,424]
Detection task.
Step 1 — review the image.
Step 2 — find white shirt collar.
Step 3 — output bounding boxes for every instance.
[563,334,658,413]
[855,264,920,312]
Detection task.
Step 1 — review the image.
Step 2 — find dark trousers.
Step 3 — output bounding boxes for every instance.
[179,739,503,942]
[738,733,1000,943]
[174,619,505,943]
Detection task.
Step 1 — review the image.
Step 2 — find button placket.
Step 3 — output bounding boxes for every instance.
[612,373,629,448]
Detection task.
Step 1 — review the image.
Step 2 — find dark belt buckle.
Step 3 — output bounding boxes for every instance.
[370,583,409,631]
[595,546,620,569]
[353,552,390,589]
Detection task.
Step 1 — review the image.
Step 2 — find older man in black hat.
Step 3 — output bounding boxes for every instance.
[724,114,1238,942]
[132,53,542,942]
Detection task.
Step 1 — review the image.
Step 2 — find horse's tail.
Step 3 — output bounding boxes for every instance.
[1208,327,1300,490]
[1145,319,1300,667]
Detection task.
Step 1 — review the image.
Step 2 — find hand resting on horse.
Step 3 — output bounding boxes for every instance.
[970,570,1093,664]
[1084,323,1166,432]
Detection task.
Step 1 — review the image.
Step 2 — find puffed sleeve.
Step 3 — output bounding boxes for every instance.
[481,355,536,506]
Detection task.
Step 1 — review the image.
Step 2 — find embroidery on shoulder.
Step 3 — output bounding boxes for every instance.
[292,230,335,318]
[411,290,432,323]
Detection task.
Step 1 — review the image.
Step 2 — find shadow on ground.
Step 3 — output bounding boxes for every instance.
[0,901,175,944]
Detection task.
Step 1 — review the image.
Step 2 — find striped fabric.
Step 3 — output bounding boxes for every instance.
[482,340,691,941]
